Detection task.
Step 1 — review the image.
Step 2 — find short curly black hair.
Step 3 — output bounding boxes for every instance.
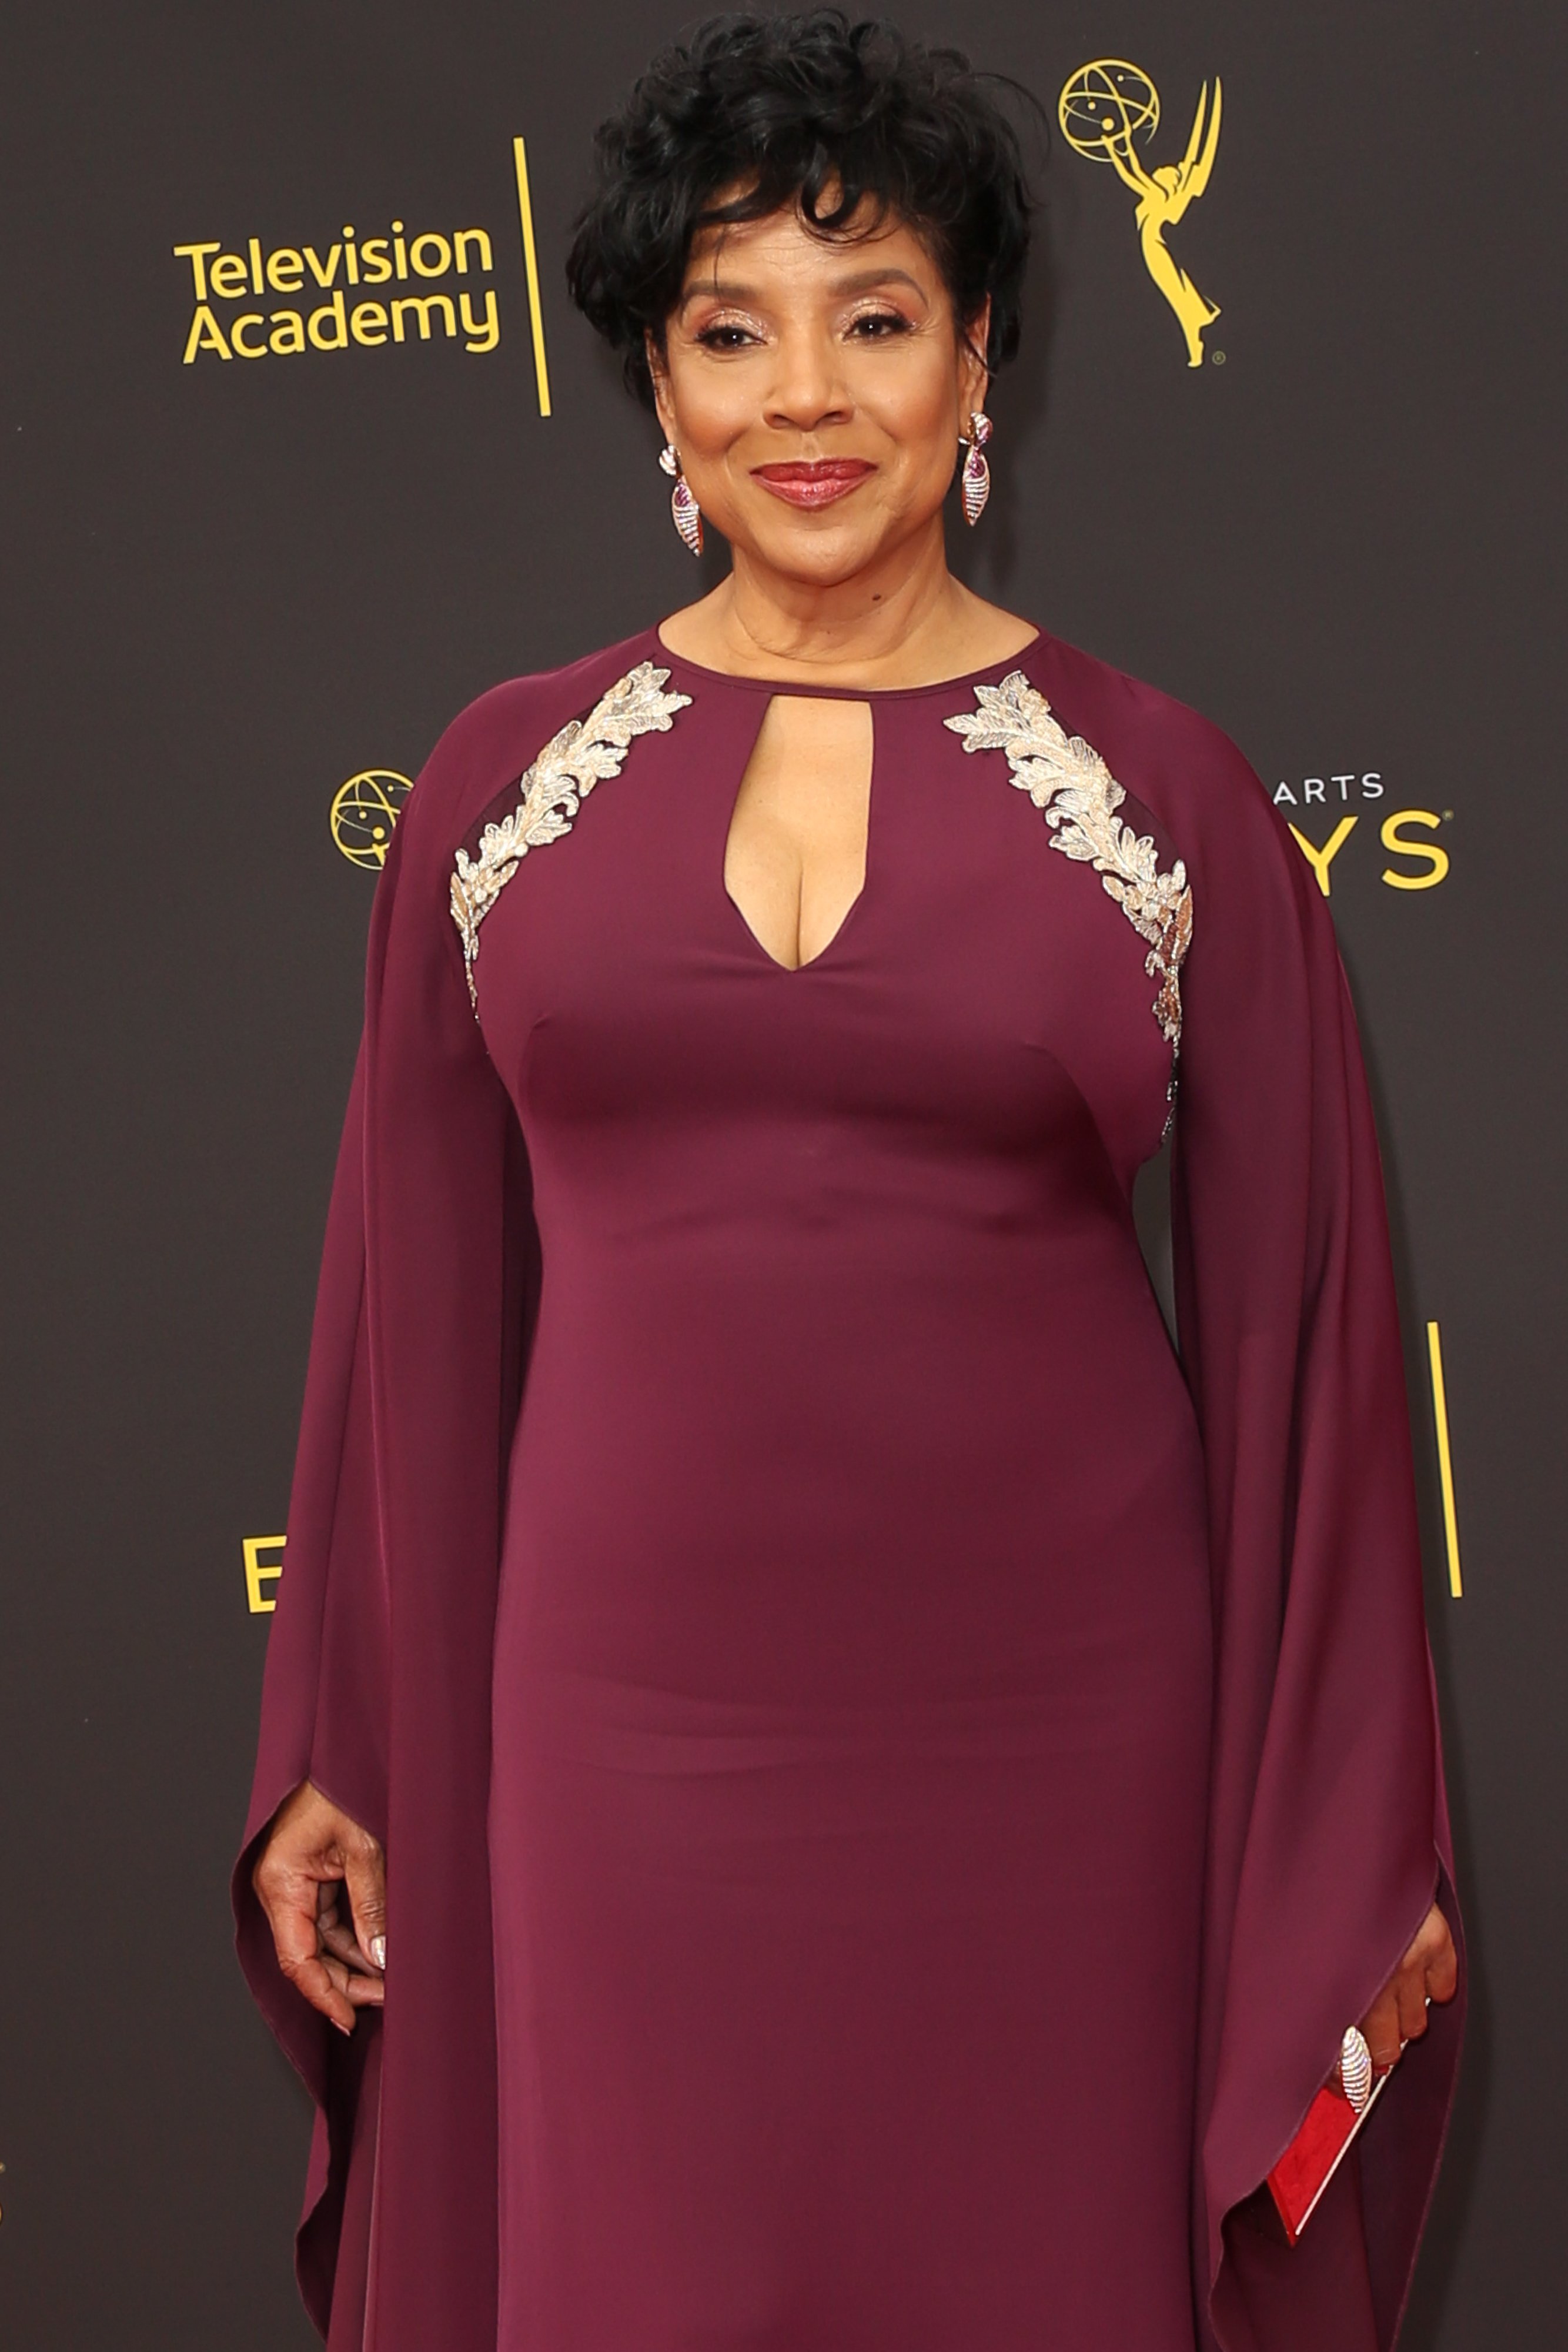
[566,10,1038,410]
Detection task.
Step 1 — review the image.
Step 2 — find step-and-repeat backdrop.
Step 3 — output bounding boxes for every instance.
[2,2,1561,2343]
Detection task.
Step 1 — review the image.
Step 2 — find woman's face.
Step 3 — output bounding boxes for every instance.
[650,197,989,587]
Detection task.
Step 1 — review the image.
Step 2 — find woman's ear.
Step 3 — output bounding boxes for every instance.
[646,328,675,443]
[960,298,992,422]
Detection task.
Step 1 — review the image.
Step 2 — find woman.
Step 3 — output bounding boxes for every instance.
[236,15,1461,2351]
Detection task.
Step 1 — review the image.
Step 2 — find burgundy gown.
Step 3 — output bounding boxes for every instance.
[235,623,1462,2352]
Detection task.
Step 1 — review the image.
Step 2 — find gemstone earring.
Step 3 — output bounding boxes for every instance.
[658,442,704,557]
[960,411,993,526]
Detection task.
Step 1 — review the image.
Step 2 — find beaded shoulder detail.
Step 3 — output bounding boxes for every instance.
[450,663,691,1010]
[944,671,1193,1050]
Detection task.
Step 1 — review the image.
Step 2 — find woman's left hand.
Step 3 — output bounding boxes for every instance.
[1358,1903,1459,2071]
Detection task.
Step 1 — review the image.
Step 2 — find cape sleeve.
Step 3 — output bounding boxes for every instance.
[230,695,537,2342]
[1165,731,1465,2351]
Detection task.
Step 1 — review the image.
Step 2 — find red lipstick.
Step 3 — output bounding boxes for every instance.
[751,459,875,510]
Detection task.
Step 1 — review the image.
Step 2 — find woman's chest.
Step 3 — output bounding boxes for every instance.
[463,687,1179,1191]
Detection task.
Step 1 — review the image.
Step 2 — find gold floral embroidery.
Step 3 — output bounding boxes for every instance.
[450,663,692,1008]
[944,671,1193,1048]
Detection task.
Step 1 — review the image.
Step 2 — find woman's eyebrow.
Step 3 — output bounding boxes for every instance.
[826,267,927,299]
[677,279,756,310]
[677,266,928,312]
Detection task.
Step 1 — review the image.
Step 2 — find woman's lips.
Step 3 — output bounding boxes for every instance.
[751,459,875,510]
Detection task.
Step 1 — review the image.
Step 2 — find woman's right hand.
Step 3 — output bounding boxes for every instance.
[252,1780,386,2034]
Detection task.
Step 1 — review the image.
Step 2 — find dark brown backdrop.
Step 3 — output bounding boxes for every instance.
[1,2,1561,2343]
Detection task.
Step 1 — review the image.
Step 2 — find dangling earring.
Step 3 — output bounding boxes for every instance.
[658,442,703,556]
[959,411,992,526]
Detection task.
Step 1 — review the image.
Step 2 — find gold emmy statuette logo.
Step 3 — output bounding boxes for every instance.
[1059,60,1222,368]
[330,769,414,867]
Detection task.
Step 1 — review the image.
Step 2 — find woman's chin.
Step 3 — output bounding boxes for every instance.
[733,512,911,590]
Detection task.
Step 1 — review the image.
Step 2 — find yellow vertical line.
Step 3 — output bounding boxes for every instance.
[1425,1321,1464,1598]
[513,135,553,418]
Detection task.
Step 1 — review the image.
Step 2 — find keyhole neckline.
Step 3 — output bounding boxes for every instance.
[721,691,875,977]
[651,623,1044,703]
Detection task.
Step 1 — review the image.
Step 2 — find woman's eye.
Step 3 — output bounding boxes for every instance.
[696,324,758,350]
[847,311,912,339]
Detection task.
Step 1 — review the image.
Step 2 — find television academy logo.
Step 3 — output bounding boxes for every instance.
[171,137,553,414]
[175,222,502,359]
[1059,60,1223,369]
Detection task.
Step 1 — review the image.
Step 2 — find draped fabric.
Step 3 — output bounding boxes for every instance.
[1097,655,1466,2346]
[233,626,1460,2352]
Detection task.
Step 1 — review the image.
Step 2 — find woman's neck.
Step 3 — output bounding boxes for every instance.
[657,523,1036,689]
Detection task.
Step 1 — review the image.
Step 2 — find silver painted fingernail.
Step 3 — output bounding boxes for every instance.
[370,1936,386,1971]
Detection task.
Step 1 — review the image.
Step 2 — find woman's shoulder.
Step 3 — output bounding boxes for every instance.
[429,627,668,784]
[396,626,671,851]
[1021,626,1302,896]
[1023,629,1262,811]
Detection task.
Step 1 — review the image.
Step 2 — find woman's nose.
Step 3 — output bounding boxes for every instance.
[763,329,851,432]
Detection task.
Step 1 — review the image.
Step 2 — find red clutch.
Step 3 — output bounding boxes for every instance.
[1266,2027,1396,2244]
